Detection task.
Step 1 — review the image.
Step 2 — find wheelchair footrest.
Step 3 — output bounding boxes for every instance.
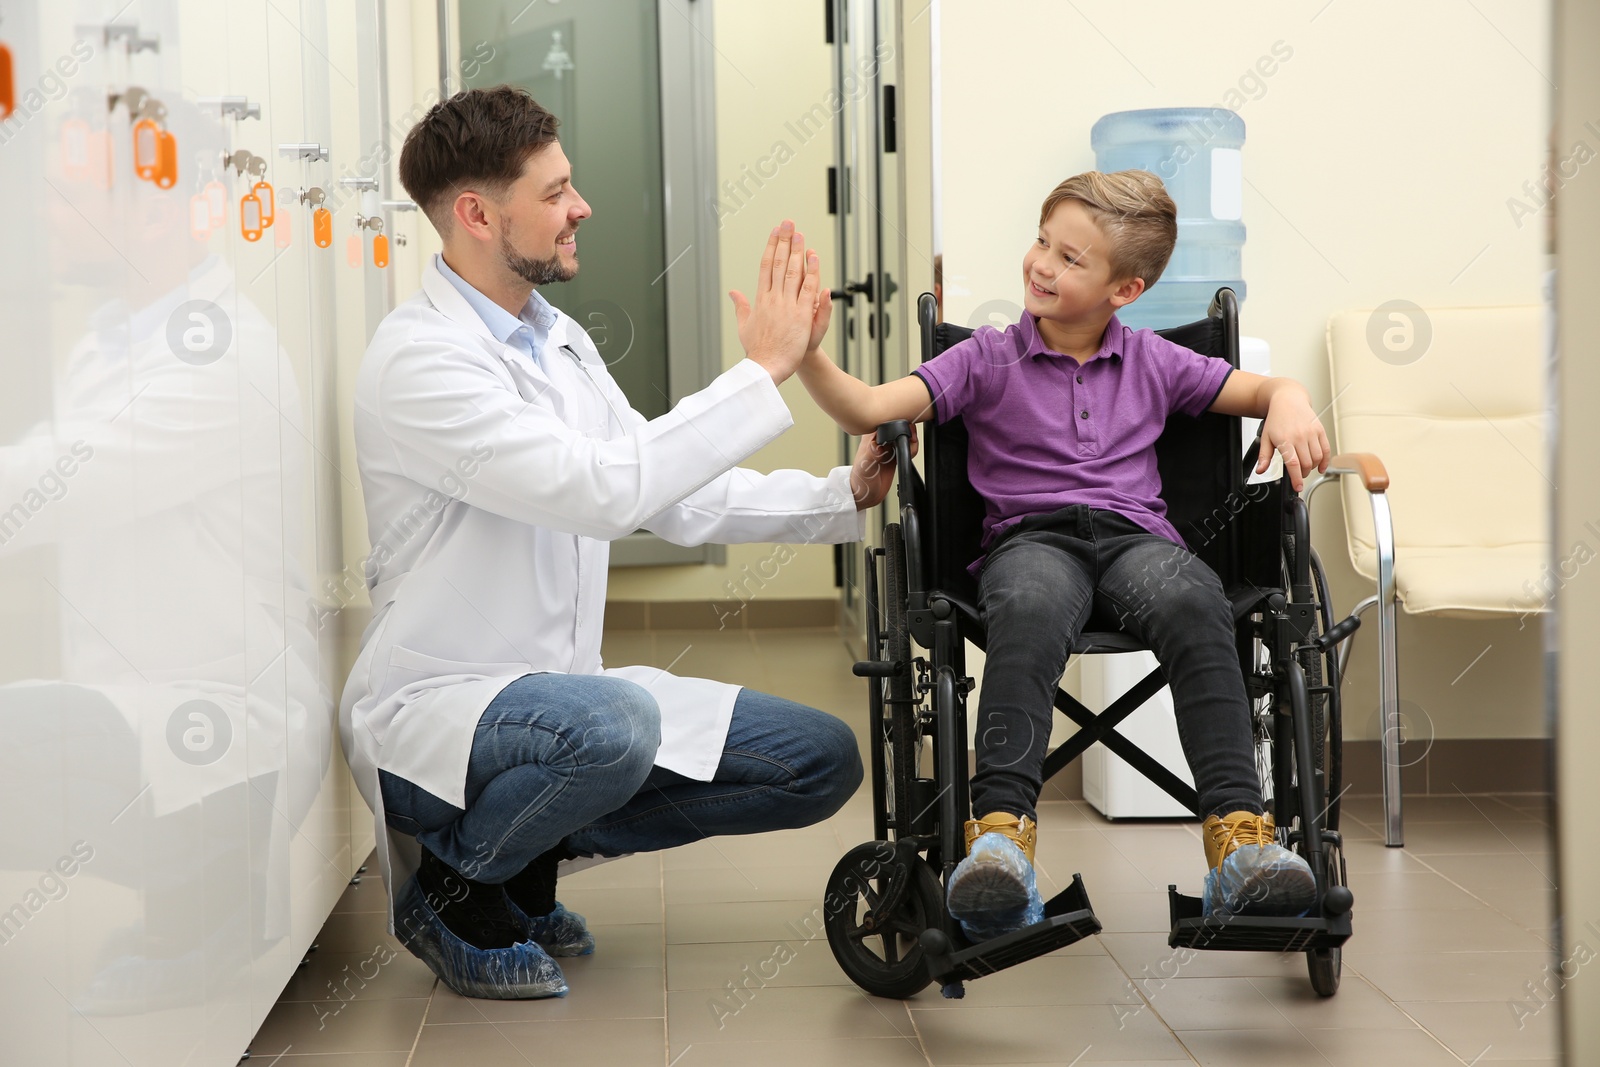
[920,873,1101,983]
[1166,885,1352,953]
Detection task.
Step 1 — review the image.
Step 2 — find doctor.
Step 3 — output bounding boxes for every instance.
[339,84,888,1000]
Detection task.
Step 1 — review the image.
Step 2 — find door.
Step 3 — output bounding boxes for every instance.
[832,0,909,642]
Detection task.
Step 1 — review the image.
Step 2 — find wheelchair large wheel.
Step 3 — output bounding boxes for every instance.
[881,524,920,838]
[823,841,943,999]
[1257,536,1346,997]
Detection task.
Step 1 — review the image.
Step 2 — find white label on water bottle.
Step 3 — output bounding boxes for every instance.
[1210,148,1243,221]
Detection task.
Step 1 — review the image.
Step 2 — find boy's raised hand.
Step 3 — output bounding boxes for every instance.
[808,287,833,355]
[728,221,822,386]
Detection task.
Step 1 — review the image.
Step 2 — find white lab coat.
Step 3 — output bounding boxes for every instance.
[340,258,864,929]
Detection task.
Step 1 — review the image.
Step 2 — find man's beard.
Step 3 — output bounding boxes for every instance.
[501,229,578,286]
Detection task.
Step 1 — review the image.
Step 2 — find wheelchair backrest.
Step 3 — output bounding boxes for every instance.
[919,295,1282,609]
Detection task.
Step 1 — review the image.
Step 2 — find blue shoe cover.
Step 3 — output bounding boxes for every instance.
[506,899,596,957]
[1202,843,1317,918]
[946,832,1044,941]
[393,875,568,999]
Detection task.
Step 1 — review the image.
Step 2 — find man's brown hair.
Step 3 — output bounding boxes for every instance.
[398,85,561,233]
[1039,170,1178,288]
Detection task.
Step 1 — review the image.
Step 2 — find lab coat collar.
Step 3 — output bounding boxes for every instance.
[420,257,509,352]
[419,256,582,405]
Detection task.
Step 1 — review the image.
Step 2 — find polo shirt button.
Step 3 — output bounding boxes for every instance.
[1076,375,1083,383]
[1080,411,1089,419]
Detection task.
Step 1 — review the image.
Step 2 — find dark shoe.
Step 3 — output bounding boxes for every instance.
[392,874,567,999]
[505,899,596,957]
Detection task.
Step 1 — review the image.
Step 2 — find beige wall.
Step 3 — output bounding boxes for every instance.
[940,0,1551,741]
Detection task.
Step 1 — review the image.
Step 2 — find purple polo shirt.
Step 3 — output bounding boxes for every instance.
[912,313,1231,570]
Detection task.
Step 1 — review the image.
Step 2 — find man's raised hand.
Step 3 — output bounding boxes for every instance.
[729,220,822,385]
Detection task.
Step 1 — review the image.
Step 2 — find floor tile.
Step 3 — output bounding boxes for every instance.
[480,1016,667,1065]
[275,948,438,1003]
[915,1003,1189,1063]
[1099,931,1309,982]
[667,984,916,1047]
[1397,999,1558,1061]
[667,938,853,990]
[665,864,835,905]
[1344,949,1551,1003]
[1133,976,1291,1032]
[1298,1026,1464,1067]
[1349,905,1552,955]
[906,954,1140,1010]
[250,997,430,1055]
[1174,1026,1324,1066]
[662,1036,929,1066]
[667,898,832,945]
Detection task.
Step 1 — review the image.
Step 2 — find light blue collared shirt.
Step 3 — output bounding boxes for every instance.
[435,253,558,365]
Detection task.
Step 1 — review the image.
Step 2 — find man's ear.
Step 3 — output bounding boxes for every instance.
[451,191,497,244]
[1107,275,1147,309]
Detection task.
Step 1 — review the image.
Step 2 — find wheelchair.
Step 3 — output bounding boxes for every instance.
[823,289,1357,1001]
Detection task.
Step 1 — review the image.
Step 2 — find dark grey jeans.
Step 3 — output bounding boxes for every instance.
[972,504,1263,823]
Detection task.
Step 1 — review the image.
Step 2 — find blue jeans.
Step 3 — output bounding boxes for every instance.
[973,504,1263,823]
[379,674,863,883]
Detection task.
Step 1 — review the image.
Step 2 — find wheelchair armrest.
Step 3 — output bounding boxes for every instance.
[875,420,914,447]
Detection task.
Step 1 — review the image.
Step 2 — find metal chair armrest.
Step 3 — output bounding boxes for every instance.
[1305,455,1403,846]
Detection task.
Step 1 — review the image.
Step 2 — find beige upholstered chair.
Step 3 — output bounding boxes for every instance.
[1321,304,1547,845]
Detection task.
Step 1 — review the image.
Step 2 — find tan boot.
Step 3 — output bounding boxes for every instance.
[947,812,1043,940]
[1202,811,1276,871]
[964,811,1038,863]
[1201,810,1315,917]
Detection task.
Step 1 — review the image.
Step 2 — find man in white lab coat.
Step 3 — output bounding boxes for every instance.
[339,86,889,999]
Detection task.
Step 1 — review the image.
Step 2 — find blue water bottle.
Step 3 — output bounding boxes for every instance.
[1090,108,1246,331]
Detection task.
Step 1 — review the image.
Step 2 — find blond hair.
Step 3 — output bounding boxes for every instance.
[1039,170,1178,287]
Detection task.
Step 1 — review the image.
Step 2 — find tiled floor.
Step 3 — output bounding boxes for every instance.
[250,628,1559,1066]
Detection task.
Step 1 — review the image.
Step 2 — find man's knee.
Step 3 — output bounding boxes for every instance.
[795,712,864,818]
[572,678,661,779]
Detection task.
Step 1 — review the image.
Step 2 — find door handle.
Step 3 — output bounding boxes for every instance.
[829,277,875,305]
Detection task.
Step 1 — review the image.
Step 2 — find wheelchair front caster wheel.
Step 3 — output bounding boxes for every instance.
[1307,946,1341,997]
[824,841,945,999]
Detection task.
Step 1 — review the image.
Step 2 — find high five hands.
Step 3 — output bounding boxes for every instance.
[729,220,831,386]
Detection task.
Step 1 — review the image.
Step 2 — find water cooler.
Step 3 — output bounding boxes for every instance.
[1079,108,1271,819]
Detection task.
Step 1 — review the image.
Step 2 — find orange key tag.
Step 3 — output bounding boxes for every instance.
[253,181,274,227]
[312,207,332,248]
[203,180,226,226]
[0,42,14,120]
[132,118,161,181]
[372,232,389,268]
[240,191,264,241]
[154,129,178,189]
[61,118,90,182]
[346,232,362,267]
[190,194,211,240]
[274,196,292,248]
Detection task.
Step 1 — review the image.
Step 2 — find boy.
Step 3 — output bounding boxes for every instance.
[796,170,1330,939]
